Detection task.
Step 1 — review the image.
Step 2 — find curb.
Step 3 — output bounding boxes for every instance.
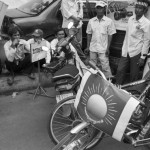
[0,73,54,95]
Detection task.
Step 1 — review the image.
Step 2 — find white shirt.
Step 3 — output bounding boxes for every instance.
[61,0,83,28]
[86,16,116,53]
[28,38,51,63]
[4,39,30,62]
[122,15,150,59]
[50,38,58,51]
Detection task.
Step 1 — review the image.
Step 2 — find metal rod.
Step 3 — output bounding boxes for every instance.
[134,138,150,147]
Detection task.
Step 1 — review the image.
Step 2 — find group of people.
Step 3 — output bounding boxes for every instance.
[85,0,150,84]
[4,0,87,86]
[4,27,51,85]
[4,0,150,86]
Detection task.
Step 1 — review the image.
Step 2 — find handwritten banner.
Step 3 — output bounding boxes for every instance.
[30,40,47,62]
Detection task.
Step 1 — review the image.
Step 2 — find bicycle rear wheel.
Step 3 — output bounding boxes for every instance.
[48,96,79,143]
[137,120,150,149]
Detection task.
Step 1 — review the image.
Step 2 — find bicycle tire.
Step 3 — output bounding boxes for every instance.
[52,132,76,150]
[138,120,150,149]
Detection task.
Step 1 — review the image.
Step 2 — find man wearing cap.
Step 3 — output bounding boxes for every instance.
[28,29,51,66]
[85,0,116,79]
[116,0,150,85]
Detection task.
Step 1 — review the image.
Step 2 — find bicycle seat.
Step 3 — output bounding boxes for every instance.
[53,64,79,81]
[43,59,66,74]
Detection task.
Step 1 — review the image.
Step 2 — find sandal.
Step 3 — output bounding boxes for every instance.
[27,73,36,80]
[22,72,36,80]
[7,77,14,86]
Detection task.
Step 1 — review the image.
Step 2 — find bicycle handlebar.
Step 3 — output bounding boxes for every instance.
[88,61,97,70]
[88,61,107,80]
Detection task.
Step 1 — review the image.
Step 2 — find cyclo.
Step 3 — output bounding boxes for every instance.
[47,22,150,150]
[43,22,86,105]
[49,60,150,149]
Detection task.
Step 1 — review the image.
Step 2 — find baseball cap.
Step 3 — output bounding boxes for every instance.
[135,1,148,8]
[32,29,43,37]
[95,1,107,7]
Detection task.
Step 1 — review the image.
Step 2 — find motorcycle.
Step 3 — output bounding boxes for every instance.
[51,60,150,150]
[44,22,89,142]
[43,22,85,104]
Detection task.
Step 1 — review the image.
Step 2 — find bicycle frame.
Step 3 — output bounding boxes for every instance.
[134,137,150,146]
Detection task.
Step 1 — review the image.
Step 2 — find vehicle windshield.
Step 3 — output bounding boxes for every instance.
[17,0,54,15]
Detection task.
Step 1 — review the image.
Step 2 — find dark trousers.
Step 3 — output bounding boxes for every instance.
[5,53,34,76]
[116,53,141,85]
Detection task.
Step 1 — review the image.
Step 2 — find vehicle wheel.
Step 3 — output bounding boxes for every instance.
[48,96,79,143]
[51,123,105,150]
[138,120,150,149]
[85,127,105,149]
[52,132,76,150]
[144,129,150,149]
[48,96,104,149]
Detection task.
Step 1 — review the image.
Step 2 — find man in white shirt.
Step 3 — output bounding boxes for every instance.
[50,28,66,60]
[85,0,116,79]
[61,0,86,62]
[61,0,83,42]
[4,27,35,85]
[116,1,150,85]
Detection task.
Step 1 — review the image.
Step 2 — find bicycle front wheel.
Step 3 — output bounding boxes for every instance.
[48,95,105,150]
[48,96,79,143]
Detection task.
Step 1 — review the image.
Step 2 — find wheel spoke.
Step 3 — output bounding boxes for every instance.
[53,113,74,125]
[52,121,71,129]
[50,99,77,142]
[54,126,73,140]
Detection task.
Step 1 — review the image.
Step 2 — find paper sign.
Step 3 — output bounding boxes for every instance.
[30,40,47,62]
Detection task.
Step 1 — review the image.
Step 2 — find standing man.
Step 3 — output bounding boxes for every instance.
[85,0,116,79]
[116,0,150,85]
[61,0,86,61]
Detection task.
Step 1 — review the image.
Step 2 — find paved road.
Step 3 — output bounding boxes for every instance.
[0,88,56,150]
[0,87,148,150]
